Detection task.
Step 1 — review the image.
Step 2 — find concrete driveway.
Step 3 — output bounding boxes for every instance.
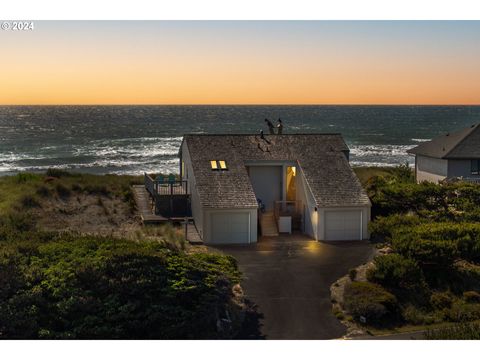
[215,234,374,340]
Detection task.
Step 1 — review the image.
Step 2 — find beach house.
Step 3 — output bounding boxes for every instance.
[170,133,371,244]
[407,124,480,183]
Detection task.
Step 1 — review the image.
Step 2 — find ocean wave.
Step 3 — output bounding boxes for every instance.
[412,138,431,142]
[351,161,415,168]
[0,158,180,175]
[349,144,416,157]
[348,144,415,167]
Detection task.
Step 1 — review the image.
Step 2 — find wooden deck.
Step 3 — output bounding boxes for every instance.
[133,185,202,244]
[132,185,169,224]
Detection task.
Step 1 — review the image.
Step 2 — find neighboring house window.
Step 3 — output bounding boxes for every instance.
[210,160,228,171]
[472,160,480,175]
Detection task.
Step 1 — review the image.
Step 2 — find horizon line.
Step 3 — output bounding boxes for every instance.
[2,103,480,107]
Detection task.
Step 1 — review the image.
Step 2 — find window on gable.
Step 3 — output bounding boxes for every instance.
[471,160,480,175]
[210,160,228,171]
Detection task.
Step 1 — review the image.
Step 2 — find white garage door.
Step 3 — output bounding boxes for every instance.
[325,210,362,241]
[211,212,250,244]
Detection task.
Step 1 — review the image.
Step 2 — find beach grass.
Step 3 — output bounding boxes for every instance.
[0,171,143,215]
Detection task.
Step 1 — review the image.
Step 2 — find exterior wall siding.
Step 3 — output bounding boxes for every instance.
[448,159,480,179]
[416,155,448,183]
[181,142,204,238]
[296,165,318,240]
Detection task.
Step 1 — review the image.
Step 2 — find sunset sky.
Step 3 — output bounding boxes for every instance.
[2,21,480,105]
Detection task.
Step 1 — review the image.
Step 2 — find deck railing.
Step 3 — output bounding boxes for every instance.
[144,173,191,217]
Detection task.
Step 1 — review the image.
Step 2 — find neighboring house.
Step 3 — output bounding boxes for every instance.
[179,133,371,244]
[407,124,480,183]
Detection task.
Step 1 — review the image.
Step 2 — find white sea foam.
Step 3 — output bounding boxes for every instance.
[348,144,416,167]
[412,138,431,142]
[349,144,416,157]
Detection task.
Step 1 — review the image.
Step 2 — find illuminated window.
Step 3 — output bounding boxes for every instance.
[210,160,228,171]
[219,160,227,170]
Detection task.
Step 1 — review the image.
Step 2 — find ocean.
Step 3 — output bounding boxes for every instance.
[1,105,479,176]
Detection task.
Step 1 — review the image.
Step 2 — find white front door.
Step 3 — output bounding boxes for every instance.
[325,210,362,241]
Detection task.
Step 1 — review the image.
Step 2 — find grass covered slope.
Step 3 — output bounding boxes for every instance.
[0,170,142,235]
[345,166,480,334]
[0,170,248,339]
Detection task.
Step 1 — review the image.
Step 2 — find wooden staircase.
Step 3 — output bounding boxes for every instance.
[260,211,279,236]
[132,185,168,224]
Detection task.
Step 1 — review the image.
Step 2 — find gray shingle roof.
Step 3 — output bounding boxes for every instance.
[183,134,370,209]
[407,124,480,159]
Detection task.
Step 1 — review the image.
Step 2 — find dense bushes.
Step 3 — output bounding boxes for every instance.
[367,254,425,293]
[391,237,458,269]
[365,174,480,221]
[352,167,480,330]
[425,322,480,340]
[344,282,399,326]
[0,234,242,339]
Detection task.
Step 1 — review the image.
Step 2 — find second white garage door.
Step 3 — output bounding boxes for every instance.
[325,210,362,241]
[211,212,250,244]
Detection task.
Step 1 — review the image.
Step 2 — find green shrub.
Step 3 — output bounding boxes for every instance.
[368,214,423,243]
[367,178,480,220]
[367,254,425,292]
[391,236,458,268]
[430,291,454,310]
[402,305,437,325]
[445,300,480,322]
[452,262,480,293]
[463,291,480,303]
[55,183,71,198]
[425,322,480,340]
[15,173,41,183]
[344,281,398,326]
[390,163,414,183]
[0,234,241,339]
[4,211,36,232]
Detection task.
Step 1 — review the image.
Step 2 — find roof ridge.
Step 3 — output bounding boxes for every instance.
[443,123,479,158]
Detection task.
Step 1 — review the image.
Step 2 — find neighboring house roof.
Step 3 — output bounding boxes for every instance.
[407,124,480,159]
[182,134,370,209]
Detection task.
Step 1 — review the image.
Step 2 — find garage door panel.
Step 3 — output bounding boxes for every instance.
[325,210,361,241]
[211,212,250,244]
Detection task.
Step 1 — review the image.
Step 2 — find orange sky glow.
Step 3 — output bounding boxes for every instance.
[1,21,480,105]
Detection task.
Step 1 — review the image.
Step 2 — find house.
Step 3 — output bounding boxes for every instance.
[178,133,371,244]
[407,124,480,183]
